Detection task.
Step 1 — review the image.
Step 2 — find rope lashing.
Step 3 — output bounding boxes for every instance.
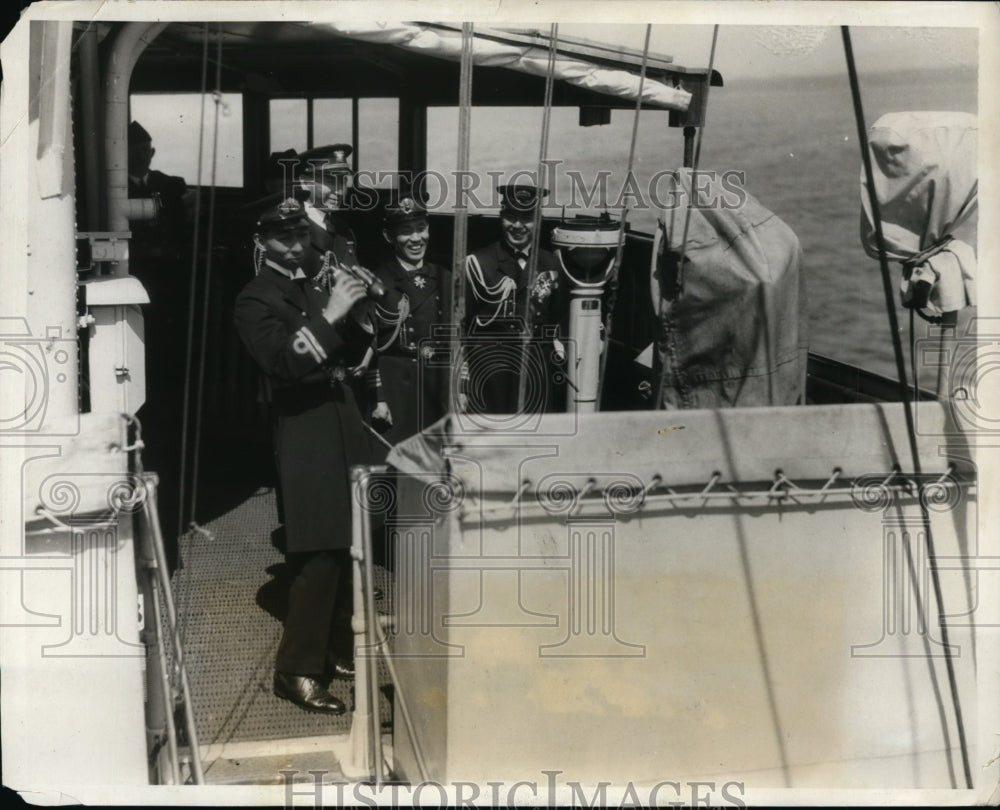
[816,467,843,498]
[699,472,721,498]
[901,235,957,324]
[641,474,663,502]
[34,507,120,532]
[467,466,963,519]
[113,411,146,457]
[880,466,901,490]
[569,478,598,517]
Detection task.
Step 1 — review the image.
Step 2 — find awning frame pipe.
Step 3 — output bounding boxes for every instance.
[103,22,168,278]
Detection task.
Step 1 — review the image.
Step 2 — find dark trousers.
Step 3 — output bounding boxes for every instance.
[465,336,552,415]
[275,549,354,676]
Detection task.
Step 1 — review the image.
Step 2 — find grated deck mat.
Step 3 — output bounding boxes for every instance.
[167,487,392,760]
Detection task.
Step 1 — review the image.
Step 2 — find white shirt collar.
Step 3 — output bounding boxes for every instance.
[397,256,424,273]
[265,258,308,281]
[506,242,531,257]
[304,201,327,229]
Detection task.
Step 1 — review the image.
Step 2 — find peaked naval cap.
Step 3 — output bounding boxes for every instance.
[256,198,309,235]
[297,143,354,179]
[128,120,152,146]
[383,196,428,230]
[499,184,548,213]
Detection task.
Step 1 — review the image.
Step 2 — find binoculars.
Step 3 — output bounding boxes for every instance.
[337,260,387,300]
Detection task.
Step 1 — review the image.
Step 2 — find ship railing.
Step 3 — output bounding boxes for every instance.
[125,413,207,785]
[346,464,429,784]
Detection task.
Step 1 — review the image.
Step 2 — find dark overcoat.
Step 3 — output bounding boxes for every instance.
[464,241,566,414]
[370,258,452,448]
[301,211,383,415]
[303,212,359,276]
[234,266,372,552]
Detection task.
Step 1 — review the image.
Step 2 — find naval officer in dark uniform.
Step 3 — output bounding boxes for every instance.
[369,197,451,450]
[127,120,191,264]
[127,120,193,568]
[295,144,363,277]
[234,198,371,714]
[294,144,388,427]
[464,184,566,417]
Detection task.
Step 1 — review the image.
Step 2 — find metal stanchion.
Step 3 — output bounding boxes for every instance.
[139,473,205,784]
[551,218,620,413]
[359,468,386,784]
[347,466,375,779]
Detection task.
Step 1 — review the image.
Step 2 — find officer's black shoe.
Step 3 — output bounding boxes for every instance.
[273,672,346,714]
[325,655,355,681]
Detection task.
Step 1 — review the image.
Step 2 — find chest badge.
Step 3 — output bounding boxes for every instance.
[413,275,426,289]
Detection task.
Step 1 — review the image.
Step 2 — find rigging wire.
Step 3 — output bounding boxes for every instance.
[653,24,719,409]
[448,23,474,414]
[517,23,560,413]
[842,26,972,790]
[596,23,652,409]
[176,22,210,555]
[188,25,225,532]
[174,22,217,685]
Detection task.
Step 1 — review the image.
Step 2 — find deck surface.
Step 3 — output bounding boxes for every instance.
[167,486,391,783]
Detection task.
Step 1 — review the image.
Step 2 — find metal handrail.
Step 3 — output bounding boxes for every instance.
[139,473,206,784]
[349,465,430,783]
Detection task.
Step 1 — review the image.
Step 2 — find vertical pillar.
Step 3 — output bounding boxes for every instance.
[566,291,604,413]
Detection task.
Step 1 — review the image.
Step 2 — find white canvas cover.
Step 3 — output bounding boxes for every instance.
[649,169,807,409]
[861,111,977,316]
[315,22,692,111]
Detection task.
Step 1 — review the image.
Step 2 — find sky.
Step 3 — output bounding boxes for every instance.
[131,20,979,189]
[547,24,978,80]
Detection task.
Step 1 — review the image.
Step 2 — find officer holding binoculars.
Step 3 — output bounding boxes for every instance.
[295,143,392,429]
[234,197,375,714]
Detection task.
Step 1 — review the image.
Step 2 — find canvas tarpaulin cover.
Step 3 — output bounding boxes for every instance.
[861,111,977,318]
[650,169,807,410]
[314,22,692,111]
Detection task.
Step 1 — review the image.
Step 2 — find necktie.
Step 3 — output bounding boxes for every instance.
[516,252,528,271]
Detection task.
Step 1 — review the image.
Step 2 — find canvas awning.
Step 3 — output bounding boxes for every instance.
[314,22,693,111]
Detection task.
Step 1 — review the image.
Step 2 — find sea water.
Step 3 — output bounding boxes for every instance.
[145,64,978,380]
[427,66,978,380]
[702,68,978,380]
